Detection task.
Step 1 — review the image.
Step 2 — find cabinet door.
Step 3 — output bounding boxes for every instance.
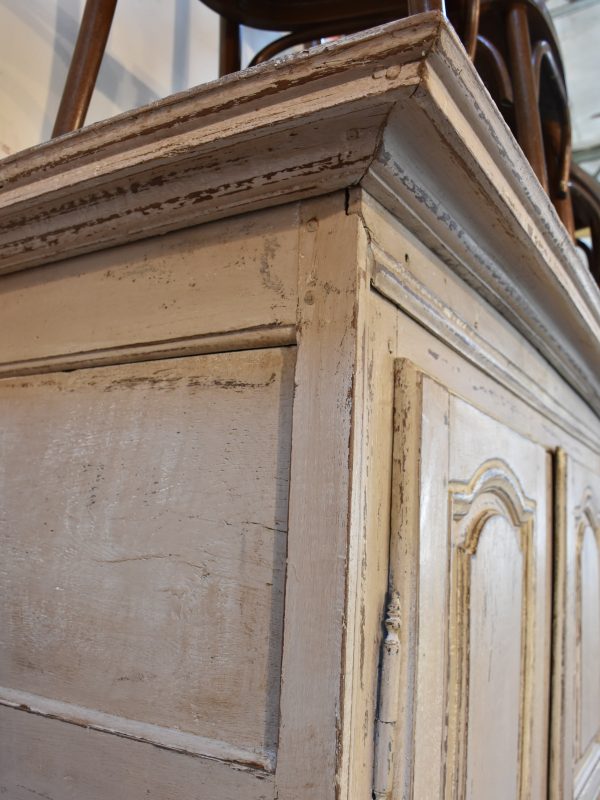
[0,348,294,799]
[390,361,552,799]
[552,453,600,800]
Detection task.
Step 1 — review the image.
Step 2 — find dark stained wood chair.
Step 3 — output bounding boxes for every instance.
[52,0,118,137]
[55,0,484,136]
[52,0,418,137]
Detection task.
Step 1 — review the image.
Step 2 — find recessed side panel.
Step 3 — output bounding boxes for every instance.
[0,347,295,772]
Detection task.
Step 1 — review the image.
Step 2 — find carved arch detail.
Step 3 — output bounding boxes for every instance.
[444,459,536,800]
[574,488,600,784]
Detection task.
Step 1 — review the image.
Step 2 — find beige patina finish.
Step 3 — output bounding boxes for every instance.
[0,14,599,800]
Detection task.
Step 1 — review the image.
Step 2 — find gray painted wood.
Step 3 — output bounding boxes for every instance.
[0,347,295,774]
[0,706,275,800]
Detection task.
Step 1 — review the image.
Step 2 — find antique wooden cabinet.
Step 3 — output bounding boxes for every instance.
[0,14,599,800]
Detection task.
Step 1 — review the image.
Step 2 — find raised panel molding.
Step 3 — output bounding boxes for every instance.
[0,688,272,771]
[574,490,600,799]
[0,348,295,774]
[551,456,600,800]
[445,460,536,800]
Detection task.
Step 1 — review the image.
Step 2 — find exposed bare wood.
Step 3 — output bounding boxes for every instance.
[0,16,436,274]
[362,25,600,412]
[342,284,399,799]
[372,593,402,798]
[1,16,598,415]
[549,448,569,800]
[388,362,552,799]
[550,452,600,799]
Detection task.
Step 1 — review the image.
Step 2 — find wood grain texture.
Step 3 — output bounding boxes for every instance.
[1,13,597,415]
[355,288,600,800]
[0,13,599,795]
[0,705,275,800]
[462,514,525,799]
[388,361,552,800]
[344,275,399,799]
[0,15,436,274]
[360,24,600,412]
[0,203,298,369]
[0,347,295,770]
[446,458,538,799]
[446,397,552,800]
[402,367,450,800]
[275,193,363,799]
[551,453,600,800]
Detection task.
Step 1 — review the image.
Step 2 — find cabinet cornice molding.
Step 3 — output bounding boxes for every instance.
[1,13,599,409]
[0,14,438,274]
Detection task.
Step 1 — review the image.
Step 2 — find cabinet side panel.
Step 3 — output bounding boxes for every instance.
[0,706,275,800]
[0,347,295,766]
[408,372,451,800]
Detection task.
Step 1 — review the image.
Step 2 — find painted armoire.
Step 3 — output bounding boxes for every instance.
[0,14,599,800]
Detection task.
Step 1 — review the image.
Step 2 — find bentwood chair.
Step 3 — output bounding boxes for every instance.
[52,0,414,137]
[475,0,574,232]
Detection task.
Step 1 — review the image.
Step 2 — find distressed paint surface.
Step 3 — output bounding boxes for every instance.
[0,347,295,768]
[0,706,276,800]
[0,13,598,798]
[0,203,298,369]
[551,455,600,800]
[0,16,432,274]
[465,515,523,800]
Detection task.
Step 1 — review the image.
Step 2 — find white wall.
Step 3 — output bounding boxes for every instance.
[0,0,277,157]
[552,0,600,156]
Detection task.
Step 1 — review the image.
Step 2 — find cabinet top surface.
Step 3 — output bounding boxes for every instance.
[0,12,599,411]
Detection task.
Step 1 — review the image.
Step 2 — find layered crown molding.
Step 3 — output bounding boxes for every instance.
[0,13,599,411]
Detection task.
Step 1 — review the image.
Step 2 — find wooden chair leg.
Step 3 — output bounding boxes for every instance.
[545,119,575,234]
[506,2,548,191]
[52,0,118,137]
[219,16,240,77]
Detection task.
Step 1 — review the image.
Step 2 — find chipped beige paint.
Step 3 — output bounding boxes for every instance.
[0,13,600,800]
[0,203,298,370]
[0,348,295,772]
[1,15,599,412]
[551,453,600,800]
